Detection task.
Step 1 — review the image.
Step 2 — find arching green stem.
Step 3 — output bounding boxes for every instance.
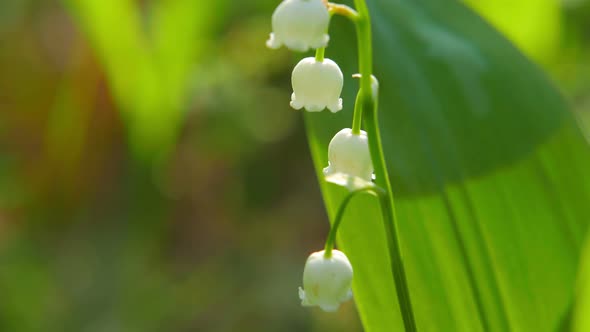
[328,3,359,21]
[351,89,363,134]
[352,0,373,117]
[348,0,418,330]
[365,102,417,332]
[324,186,382,258]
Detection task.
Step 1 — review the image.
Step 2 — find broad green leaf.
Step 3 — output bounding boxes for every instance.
[573,235,590,332]
[305,0,590,331]
[463,0,561,63]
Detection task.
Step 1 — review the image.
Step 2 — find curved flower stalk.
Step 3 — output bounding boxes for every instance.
[291,57,344,113]
[299,249,353,312]
[265,0,417,328]
[266,0,330,52]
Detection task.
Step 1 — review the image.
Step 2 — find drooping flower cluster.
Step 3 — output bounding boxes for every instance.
[266,0,376,313]
[267,0,343,114]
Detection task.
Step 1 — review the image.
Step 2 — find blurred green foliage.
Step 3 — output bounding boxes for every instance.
[0,0,361,331]
[1,0,590,331]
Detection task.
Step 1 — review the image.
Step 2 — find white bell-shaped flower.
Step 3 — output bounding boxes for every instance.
[266,0,330,52]
[298,249,353,312]
[291,57,343,113]
[323,129,374,190]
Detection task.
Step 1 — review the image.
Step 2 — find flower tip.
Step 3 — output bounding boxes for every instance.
[298,287,310,305]
[327,98,343,113]
[285,40,309,52]
[325,171,374,191]
[342,289,353,302]
[305,104,325,112]
[311,34,330,50]
[319,304,340,312]
[266,33,281,49]
[290,94,304,110]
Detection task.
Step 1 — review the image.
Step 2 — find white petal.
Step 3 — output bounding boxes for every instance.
[310,34,330,49]
[327,98,343,113]
[285,40,309,52]
[319,303,340,312]
[340,289,353,302]
[266,33,281,49]
[305,104,324,112]
[325,172,374,191]
[299,287,312,306]
[290,93,304,110]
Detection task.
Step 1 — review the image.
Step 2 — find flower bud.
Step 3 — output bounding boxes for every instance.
[266,0,330,52]
[353,73,380,99]
[290,57,343,113]
[324,128,373,182]
[298,249,353,312]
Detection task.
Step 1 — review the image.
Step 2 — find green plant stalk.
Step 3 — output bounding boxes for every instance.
[328,3,359,20]
[367,111,418,332]
[324,186,381,258]
[351,0,417,331]
[351,88,363,134]
[315,47,325,62]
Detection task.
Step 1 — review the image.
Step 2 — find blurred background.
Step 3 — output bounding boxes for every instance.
[1,0,590,331]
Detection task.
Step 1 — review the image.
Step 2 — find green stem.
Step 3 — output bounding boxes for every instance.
[315,47,325,62]
[351,90,363,134]
[352,0,418,331]
[328,3,359,21]
[324,186,381,258]
[366,106,417,332]
[353,1,373,109]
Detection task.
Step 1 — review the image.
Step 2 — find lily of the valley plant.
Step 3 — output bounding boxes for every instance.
[267,0,417,331]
